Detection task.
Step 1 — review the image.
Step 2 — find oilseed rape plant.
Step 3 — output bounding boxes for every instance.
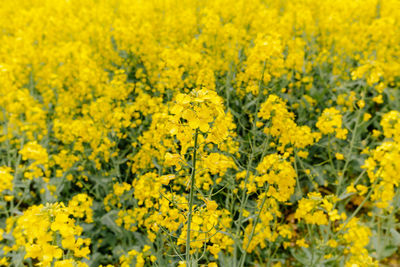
[1,0,400,266]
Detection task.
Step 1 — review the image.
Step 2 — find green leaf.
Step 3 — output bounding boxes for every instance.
[101,210,123,235]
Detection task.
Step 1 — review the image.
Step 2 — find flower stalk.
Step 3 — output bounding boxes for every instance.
[186,128,199,267]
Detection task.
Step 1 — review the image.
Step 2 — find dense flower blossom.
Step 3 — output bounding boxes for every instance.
[0,0,399,266]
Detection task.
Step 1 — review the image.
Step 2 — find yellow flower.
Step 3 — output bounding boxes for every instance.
[357,100,365,109]
[335,153,344,160]
[316,107,347,139]
[0,166,13,193]
[372,94,383,104]
[356,185,368,196]
[296,238,309,248]
[363,113,372,121]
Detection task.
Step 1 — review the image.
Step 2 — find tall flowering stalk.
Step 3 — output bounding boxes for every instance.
[166,89,235,266]
[186,128,198,266]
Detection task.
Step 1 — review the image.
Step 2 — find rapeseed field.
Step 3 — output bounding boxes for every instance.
[1,0,400,266]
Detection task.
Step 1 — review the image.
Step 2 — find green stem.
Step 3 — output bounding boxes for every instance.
[336,108,362,196]
[293,151,303,197]
[233,60,266,267]
[186,128,199,267]
[335,177,379,237]
[239,184,269,267]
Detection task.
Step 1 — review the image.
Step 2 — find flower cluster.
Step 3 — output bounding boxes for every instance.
[2,200,92,266]
[316,107,348,140]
